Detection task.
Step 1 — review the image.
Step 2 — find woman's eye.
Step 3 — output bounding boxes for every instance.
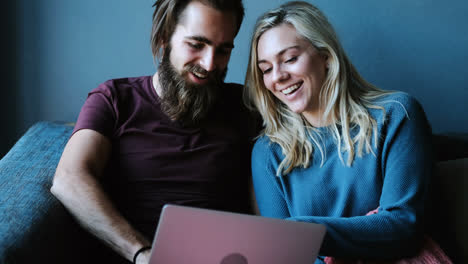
[262,68,272,75]
[285,57,297,63]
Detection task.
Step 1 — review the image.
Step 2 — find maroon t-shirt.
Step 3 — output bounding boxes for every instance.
[74,76,255,238]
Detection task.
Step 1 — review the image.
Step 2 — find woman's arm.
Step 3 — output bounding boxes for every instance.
[252,96,433,260]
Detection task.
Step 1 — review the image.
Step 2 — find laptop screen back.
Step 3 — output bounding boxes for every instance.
[149,204,326,264]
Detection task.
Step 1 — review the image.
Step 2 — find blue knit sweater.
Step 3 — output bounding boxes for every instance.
[251,93,433,262]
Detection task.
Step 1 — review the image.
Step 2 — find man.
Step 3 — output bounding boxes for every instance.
[51,0,255,263]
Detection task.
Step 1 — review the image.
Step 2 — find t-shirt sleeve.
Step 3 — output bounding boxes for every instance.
[73,83,117,138]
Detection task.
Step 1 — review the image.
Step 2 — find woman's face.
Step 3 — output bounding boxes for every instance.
[257,23,328,124]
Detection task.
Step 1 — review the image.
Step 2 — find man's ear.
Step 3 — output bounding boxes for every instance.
[157,42,168,61]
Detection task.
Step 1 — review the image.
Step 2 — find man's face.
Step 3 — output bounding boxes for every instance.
[168,1,236,85]
[158,1,237,125]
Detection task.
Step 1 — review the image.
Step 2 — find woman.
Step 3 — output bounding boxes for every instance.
[244,1,434,263]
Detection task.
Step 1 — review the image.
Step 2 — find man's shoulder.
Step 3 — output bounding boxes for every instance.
[216,82,245,109]
[220,82,243,97]
[97,75,152,91]
[214,82,262,138]
[89,75,153,100]
[223,82,243,89]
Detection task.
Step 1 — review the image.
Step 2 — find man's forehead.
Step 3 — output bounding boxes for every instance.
[175,1,237,46]
[178,1,232,24]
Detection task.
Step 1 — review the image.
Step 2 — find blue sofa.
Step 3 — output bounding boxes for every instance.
[0,121,467,263]
[0,122,123,263]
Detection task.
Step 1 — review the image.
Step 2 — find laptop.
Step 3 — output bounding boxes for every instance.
[149,204,326,264]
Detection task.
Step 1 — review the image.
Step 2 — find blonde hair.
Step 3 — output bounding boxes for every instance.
[244,1,392,176]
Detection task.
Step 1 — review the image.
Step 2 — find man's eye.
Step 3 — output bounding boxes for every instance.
[188,42,203,49]
[216,48,231,56]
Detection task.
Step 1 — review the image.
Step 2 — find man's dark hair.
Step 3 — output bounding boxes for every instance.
[150,0,244,59]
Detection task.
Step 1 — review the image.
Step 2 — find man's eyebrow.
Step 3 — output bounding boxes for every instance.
[257,45,300,64]
[185,36,234,49]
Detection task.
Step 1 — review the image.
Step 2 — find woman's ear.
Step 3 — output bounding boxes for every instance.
[322,53,330,70]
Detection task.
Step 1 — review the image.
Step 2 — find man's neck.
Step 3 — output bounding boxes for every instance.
[152,73,163,97]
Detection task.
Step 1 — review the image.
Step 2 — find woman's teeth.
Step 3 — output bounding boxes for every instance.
[282,83,301,95]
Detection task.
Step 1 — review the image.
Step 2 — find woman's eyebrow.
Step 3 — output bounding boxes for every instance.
[258,45,300,64]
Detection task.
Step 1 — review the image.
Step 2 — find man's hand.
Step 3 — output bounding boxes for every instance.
[135,248,152,264]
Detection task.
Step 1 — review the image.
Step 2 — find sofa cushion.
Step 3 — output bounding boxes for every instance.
[0,122,123,263]
[0,122,74,262]
[427,158,468,263]
[433,133,468,161]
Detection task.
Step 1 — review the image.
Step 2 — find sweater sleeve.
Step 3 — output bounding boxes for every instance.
[251,137,291,219]
[252,95,434,260]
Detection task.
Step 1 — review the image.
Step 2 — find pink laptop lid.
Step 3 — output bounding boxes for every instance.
[149,204,326,264]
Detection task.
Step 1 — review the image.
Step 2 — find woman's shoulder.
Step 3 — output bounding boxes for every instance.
[253,135,274,152]
[253,135,283,159]
[374,91,420,109]
[370,91,425,121]
[252,135,287,176]
[368,91,432,139]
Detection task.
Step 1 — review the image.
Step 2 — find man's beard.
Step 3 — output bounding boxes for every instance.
[158,46,227,126]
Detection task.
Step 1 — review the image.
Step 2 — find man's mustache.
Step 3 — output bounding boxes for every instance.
[183,64,222,82]
[185,64,208,75]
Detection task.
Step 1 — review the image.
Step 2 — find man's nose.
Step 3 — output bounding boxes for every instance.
[199,49,216,72]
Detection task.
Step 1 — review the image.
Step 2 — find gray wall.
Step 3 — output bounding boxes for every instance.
[3,0,468,157]
[2,1,19,158]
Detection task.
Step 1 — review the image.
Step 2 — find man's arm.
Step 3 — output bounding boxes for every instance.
[50,129,151,263]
